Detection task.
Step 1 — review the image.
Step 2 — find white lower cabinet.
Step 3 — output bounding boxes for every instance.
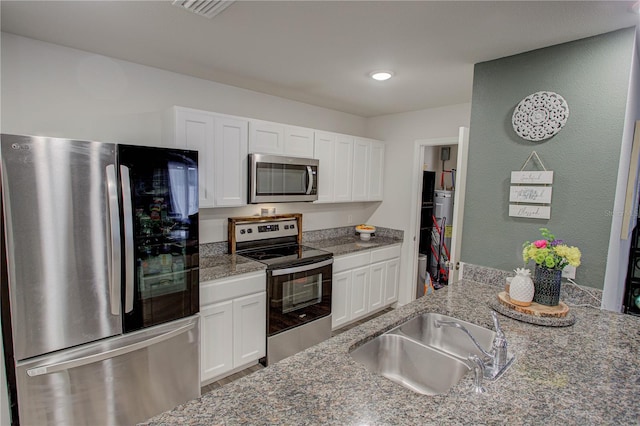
[199,271,266,384]
[331,244,401,330]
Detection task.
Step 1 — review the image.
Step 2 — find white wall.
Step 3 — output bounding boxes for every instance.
[366,104,471,305]
[0,33,372,242]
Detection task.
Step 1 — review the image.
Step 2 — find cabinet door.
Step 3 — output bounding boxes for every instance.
[352,138,370,201]
[333,135,354,202]
[175,108,215,208]
[332,270,351,329]
[249,121,284,154]
[350,266,370,321]
[369,262,385,312]
[232,292,266,368]
[384,258,400,305]
[368,141,385,201]
[285,126,314,158]
[314,131,335,203]
[200,301,233,382]
[214,117,248,206]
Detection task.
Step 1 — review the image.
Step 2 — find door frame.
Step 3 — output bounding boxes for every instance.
[408,127,469,299]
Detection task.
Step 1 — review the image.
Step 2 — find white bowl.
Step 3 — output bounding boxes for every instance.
[360,232,371,241]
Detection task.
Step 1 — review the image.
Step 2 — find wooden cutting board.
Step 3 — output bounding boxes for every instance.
[497,291,569,318]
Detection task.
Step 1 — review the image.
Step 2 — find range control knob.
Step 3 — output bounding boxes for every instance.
[240,229,246,235]
[247,228,253,233]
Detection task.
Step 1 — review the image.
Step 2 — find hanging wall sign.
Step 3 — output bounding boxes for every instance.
[509,151,553,219]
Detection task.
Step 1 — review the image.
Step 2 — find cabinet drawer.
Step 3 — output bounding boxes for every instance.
[200,271,266,306]
[333,252,371,273]
[370,244,401,263]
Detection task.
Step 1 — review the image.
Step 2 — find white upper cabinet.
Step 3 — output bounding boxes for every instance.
[333,135,354,202]
[284,126,314,158]
[249,121,284,154]
[368,140,385,201]
[214,117,248,206]
[170,107,248,208]
[249,120,314,158]
[352,138,370,201]
[313,131,336,203]
[173,107,216,208]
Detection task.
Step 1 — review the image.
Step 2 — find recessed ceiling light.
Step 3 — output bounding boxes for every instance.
[370,71,394,81]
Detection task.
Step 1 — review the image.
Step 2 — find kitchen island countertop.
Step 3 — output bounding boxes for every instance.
[142,278,640,425]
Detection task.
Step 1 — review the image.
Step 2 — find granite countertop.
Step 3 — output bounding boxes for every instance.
[307,234,402,257]
[199,254,265,282]
[143,279,640,425]
[199,226,403,281]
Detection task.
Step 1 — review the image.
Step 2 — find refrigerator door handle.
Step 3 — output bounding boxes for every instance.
[26,321,196,377]
[106,164,121,316]
[120,165,135,313]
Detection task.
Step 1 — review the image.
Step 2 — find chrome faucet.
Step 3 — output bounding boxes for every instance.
[435,311,514,381]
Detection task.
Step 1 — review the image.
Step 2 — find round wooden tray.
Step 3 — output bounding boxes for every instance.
[498,291,569,317]
[490,292,576,327]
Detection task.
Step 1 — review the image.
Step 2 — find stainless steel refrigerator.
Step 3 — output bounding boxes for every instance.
[1,134,200,425]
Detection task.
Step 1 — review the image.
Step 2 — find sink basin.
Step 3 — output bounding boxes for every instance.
[389,313,495,362]
[350,313,501,395]
[350,334,470,395]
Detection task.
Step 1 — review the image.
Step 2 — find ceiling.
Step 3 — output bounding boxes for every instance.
[1,1,638,117]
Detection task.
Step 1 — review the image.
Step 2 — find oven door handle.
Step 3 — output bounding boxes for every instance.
[271,258,333,276]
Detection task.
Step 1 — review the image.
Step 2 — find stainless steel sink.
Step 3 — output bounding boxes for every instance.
[350,334,470,395]
[389,313,495,362]
[350,313,499,395]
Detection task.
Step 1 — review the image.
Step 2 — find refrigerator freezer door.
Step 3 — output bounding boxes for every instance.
[16,316,199,426]
[1,135,122,361]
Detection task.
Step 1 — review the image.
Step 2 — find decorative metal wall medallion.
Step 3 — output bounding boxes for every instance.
[512,91,569,141]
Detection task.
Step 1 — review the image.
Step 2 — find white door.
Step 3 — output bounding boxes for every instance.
[368,262,385,311]
[200,301,233,382]
[249,121,284,154]
[368,141,385,201]
[232,292,266,367]
[352,138,370,201]
[314,132,336,203]
[350,266,370,320]
[175,108,215,208]
[284,126,314,158]
[334,135,354,202]
[214,116,248,207]
[384,258,400,304]
[331,270,351,329]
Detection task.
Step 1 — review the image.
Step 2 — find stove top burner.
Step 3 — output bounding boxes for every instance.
[239,243,332,269]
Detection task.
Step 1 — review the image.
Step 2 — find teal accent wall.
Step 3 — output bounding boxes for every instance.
[461,28,636,289]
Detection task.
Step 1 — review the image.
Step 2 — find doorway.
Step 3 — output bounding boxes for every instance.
[409,127,469,300]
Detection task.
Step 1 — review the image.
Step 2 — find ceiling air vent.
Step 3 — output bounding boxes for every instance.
[171,0,235,19]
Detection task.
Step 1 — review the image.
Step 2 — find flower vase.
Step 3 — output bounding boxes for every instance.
[509,268,534,307]
[533,265,562,306]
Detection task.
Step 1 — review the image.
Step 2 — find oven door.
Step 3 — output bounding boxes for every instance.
[249,153,318,203]
[267,258,332,336]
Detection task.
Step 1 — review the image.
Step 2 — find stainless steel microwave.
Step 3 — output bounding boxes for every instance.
[249,153,318,203]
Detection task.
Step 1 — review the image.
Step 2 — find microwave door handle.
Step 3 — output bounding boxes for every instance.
[306,166,314,195]
[120,165,135,313]
[106,165,121,316]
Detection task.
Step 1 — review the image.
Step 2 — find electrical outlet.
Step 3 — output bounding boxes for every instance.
[562,265,576,279]
[347,214,353,224]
